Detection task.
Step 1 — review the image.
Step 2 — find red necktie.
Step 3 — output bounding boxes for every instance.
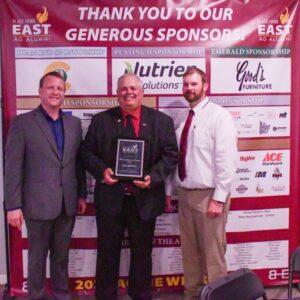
[178,110,194,181]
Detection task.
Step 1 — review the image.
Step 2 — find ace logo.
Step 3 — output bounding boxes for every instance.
[263,152,283,166]
[263,153,283,162]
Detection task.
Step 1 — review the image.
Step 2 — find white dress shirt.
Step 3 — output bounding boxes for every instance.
[170,97,237,203]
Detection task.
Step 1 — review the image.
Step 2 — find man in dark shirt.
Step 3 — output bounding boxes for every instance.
[5,71,87,300]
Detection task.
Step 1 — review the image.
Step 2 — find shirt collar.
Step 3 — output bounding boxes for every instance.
[39,105,64,121]
[121,107,141,120]
[191,97,210,114]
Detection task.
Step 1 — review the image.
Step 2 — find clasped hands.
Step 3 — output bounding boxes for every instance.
[103,167,151,189]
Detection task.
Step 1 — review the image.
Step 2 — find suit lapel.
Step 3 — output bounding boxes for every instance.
[112,107,125,136]
[62,115,72,163]
[139,106,152,139]
[33,107,61,160]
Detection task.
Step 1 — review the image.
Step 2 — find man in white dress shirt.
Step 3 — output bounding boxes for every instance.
[166,67,237,300]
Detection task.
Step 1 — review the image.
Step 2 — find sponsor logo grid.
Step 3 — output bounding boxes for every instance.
[232,150,290,198]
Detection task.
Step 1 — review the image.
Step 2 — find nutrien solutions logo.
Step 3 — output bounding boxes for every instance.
[112,54,205,95]
[257,7,292,42]
[12,6,52,42]
[44,62,71,90]
[122,59,195,92]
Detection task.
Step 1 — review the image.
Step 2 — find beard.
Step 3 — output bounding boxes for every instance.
[184,88,205,104]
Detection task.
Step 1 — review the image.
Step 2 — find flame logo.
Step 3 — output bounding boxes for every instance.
[280,7,289,25]
[44,62,71,90]
[36,6,48,24]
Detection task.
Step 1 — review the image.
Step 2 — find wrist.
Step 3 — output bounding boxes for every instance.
[212,199,224,206]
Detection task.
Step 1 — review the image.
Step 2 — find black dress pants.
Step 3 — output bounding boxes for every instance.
[95,195,156,300]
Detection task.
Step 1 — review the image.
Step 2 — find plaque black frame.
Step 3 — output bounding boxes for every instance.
[115,138,145,180]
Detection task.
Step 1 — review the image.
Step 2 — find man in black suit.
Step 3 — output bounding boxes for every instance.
[81,73,178,300]
[5,71,87,300]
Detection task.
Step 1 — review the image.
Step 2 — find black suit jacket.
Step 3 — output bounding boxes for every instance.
[81,106,178,220]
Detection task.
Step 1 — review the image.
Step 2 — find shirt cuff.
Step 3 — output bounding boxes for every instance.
[6,207,22,211]
[164,175,173,196]
[212,189,228,203]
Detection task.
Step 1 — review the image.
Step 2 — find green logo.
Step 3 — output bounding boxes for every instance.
[124,61,133,73]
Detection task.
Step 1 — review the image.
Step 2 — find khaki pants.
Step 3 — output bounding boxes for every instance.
[178,188,230,299]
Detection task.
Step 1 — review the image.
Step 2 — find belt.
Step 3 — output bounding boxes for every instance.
[180,187,214,191]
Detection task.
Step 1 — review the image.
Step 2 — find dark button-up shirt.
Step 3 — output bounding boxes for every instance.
[40,105,64,159]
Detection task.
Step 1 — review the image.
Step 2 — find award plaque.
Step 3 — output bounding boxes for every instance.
[115,138,145,180]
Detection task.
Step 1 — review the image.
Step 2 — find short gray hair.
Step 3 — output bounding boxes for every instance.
[117,73,143,89]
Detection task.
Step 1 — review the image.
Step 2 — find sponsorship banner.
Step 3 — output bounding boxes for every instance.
[1,0,300,295]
